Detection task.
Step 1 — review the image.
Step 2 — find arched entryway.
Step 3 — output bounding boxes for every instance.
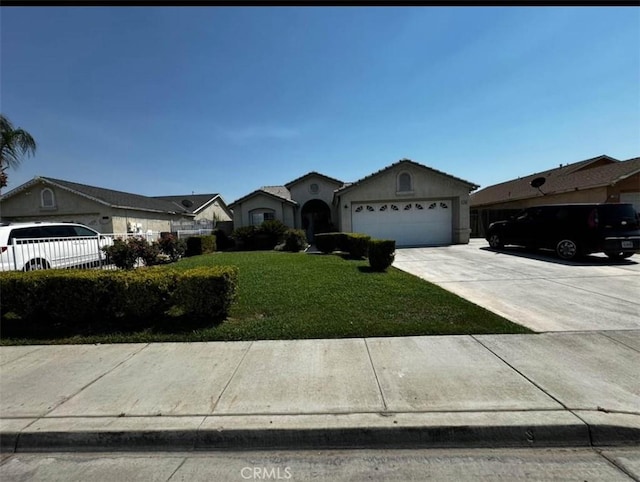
[301,199,332,242]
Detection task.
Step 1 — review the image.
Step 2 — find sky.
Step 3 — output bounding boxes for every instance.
[1,6,639,204]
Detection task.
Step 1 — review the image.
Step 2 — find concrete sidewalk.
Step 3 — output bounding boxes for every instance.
[1,331,639,452]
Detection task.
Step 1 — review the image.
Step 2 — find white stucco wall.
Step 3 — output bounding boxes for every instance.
[335,164,473,244]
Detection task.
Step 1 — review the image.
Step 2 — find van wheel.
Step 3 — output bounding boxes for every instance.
[556,239,578,260]
[488,233,504,249]
[24,259,49,271]
[605,251,634,260]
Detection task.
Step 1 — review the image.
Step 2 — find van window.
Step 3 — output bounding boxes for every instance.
[10,227,42,241]
[599,204,639,228]
[41,226,76,237]
[72,226,98,237]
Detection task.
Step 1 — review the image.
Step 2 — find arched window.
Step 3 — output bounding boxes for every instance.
[40,188,55,208]
[397,172,413,192]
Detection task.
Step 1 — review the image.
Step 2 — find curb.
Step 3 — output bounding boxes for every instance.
[3,411,638,453]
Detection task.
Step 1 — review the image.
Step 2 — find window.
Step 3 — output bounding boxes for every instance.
[397,172,413,192]
[309,183,320,194]
[250,210,275,225]
[40,188,55,208]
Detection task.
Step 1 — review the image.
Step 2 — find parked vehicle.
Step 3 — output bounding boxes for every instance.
[0,222,113,271]
[486,203,640,260]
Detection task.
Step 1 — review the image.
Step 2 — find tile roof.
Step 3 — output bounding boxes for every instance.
[1,176,196,215]
[228,186,298,208]
[470,155,639,207]
[334,158,479,195]
[261,186,293,201]
[284,171,344,189]
[153,194,221,214]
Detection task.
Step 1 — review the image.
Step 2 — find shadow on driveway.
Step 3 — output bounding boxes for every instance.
[480,246,639,268]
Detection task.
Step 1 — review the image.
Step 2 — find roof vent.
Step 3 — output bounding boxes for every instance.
[181,199,194,208]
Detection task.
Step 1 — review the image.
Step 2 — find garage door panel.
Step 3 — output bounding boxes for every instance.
[352,200,452,246]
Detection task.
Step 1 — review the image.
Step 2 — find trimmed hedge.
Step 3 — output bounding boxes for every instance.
[314,233,338,254]
[314,232,372,258]
[0,266,239,332]
[186,235,217,257]
[283,229,308,252]
[368,239,396,272]
[172,266,239,319]
[345,233,371,259]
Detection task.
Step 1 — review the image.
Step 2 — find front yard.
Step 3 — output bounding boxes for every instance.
[2,251,531,345]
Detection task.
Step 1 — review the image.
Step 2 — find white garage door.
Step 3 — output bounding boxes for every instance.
[352,200,452,247]
[620,192,640,212]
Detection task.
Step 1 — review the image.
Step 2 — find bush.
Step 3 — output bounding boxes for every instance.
[103,237,168,269]
[283,229,308,252]
[159,233,186,262]
[186,235,217,257]
[103,238,139,270]
[0,269,176,326]
[345,233,371,259]
[314,233,338,254]
[231,226,259,250]
[0,266,239,333]
[172,266,239,320]
[368,239,396,272]
[213,229,234,251]
[232,220,291,251]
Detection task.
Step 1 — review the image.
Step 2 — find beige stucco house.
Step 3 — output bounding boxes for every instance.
[230,159,479,247]
[0,176,233,234]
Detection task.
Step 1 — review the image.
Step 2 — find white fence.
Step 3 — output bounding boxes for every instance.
[0,232,162,272]
[176,229,214,239]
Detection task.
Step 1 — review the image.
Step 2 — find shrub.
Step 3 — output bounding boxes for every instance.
[335,232,351,252]
[103,237,167,269]
[0,266,239,333]
[368,239,396,272]
[232,220,291,251]
[213,229,234,251]
[172,266,239,320]
[103,238,139,270]
[314,233,338,254]
[345,233,371,259]
[283,229,308,252]
[260,219,288,242]
[186,235,217,257]
[159,233,186,262]
[0,269,177,326]
[231,226,259,250]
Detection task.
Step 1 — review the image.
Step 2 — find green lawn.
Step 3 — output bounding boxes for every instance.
[2,251,531,345]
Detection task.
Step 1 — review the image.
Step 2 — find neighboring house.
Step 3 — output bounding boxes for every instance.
[230,159,479,247]
[153,194,234,233]
[470,155,640,237]
[0,176,232,234]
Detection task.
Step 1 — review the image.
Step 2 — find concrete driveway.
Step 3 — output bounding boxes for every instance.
[393,239,640,332]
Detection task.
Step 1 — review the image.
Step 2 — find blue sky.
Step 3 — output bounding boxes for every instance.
[1,6,639,203]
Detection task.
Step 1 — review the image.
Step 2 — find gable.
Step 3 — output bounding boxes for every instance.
[335,159,478,198]
[284,171,343,189]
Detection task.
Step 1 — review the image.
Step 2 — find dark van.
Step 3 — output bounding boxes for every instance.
[486,203,640,260]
